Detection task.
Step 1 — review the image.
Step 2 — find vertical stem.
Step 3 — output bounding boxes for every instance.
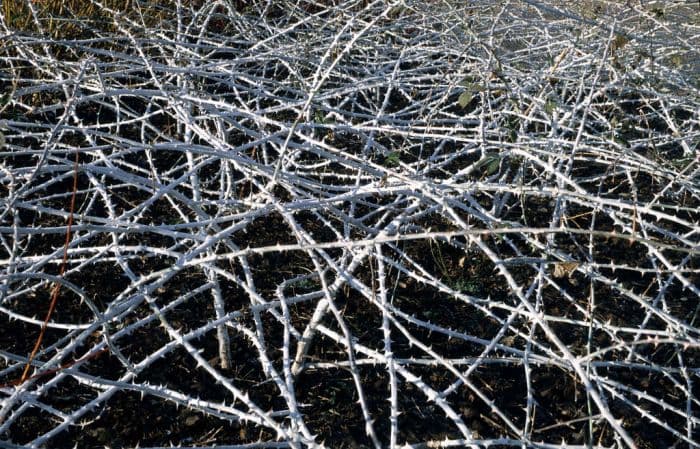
[20,149,79,383]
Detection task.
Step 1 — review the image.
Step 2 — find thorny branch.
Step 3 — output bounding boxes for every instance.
[0,0,698,448]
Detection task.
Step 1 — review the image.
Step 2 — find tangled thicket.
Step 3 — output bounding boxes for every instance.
[0,1,699,448]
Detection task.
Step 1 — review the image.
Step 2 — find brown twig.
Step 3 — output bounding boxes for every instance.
[2,347,108,389]
[18,149,79,384]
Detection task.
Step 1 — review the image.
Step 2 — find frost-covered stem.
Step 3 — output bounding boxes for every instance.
[373,245,399,448]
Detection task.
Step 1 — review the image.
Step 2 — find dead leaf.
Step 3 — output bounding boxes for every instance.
[552,262,579,278]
